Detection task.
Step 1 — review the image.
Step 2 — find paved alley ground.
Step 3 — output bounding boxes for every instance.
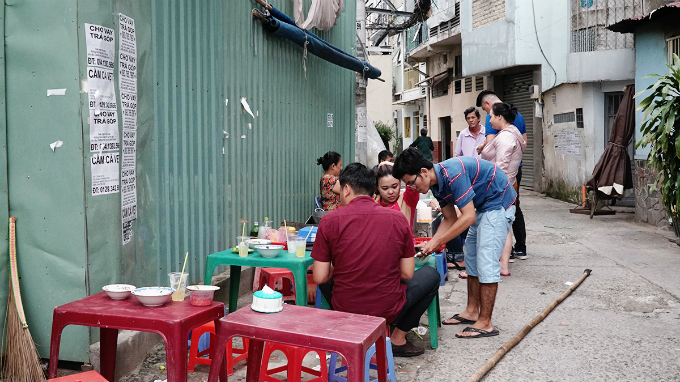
[119,190,680,382]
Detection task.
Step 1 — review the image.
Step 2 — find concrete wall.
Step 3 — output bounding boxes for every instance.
[541,80,632,199]
[367,54,395,126]
[472,0,506,30]
[462,0,570,91]
[567,50,635,83]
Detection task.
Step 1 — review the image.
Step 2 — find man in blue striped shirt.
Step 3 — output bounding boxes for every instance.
[394,148,516,339]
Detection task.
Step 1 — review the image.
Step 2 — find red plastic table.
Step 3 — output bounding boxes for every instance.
[48,292,224,382]
[206,304,388,382]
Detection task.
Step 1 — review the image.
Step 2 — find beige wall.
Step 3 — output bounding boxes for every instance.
[366,54,394,127]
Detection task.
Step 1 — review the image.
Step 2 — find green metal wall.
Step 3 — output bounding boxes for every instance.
[2,0,356,362]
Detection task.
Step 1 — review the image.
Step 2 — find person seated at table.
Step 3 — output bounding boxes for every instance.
[374,161,419,229]
[317,151,343,211]
[371,149,394,171]
[312,163,440,357]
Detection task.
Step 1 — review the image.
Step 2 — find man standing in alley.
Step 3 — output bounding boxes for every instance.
[393,148,516,338]
[476,90,528,262]
[455,107,486,158]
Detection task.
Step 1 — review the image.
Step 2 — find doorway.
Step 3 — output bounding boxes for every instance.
[440,117,452,161]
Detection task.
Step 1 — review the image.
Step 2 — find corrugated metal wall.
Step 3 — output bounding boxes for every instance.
[152,0,357,285]
[1,0,357,362]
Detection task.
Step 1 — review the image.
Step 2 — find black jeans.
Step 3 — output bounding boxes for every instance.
[513,167,527,253]
[319,266,440,332]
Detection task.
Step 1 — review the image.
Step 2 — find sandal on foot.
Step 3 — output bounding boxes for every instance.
[501,272,511,277]
[455,327,499,339]
[442,313,476,325]
[458,271,467,279]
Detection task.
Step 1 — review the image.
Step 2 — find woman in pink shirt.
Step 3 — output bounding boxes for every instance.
[481,102,526,276]
[374,162,420,228]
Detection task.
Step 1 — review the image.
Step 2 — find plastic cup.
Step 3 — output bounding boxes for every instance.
[237,236,249,257]
[287,239,297,254]
[168,272,188,297]
[295,236,306,257]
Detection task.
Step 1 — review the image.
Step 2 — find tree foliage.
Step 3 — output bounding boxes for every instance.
[636,53,680,219]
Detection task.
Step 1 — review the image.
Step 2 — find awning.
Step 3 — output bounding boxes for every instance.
[608,2,680,33]
[414,70,449,86]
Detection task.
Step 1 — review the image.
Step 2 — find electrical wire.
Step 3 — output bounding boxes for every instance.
[532,0,557,89]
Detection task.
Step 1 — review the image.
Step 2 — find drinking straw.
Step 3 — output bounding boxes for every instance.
[283,220,290,243]
[240,218,247,246]
[304,226,314,241]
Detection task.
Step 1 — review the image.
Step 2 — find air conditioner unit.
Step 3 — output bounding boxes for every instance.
[529,85,540,99]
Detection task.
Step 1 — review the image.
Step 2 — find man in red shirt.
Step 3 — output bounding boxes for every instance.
[312,163,440,357]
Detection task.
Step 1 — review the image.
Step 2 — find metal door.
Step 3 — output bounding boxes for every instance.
[503,72,534,189]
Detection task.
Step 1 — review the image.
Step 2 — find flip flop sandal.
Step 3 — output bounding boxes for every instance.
[458,272,467,279]
[442,313,476,325]
[455,327,499,339]
[501,273,511,277]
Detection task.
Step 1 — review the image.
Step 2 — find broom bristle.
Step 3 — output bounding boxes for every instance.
[2,291,45,382]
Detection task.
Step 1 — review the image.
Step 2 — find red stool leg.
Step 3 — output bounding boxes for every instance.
[188,322,215,372]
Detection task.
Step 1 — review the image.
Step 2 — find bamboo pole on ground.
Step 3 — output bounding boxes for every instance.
[466,269,593,382]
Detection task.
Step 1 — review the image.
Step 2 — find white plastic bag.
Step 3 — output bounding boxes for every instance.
[293,0,344,31]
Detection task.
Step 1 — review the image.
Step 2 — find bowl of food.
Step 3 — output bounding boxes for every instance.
[102,284,136,300]
[255,244,284,258]
[248,239,272,249]
[187,285,220,306]
[132,287,174,307]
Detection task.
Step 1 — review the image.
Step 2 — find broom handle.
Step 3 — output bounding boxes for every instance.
[8,217,28,328]
[466,269,592,382]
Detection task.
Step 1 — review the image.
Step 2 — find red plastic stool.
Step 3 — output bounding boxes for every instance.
[260,342,328,382]
[47,371,108,381]
[188,321,249,375]
[256,268,297,303]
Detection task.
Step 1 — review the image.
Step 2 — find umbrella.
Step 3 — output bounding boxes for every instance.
[585,85,635,197]
[254,5,382,80]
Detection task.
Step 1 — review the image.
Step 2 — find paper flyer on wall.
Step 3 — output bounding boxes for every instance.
[91,153,120,195]
[85,23,120,202]
[119,14,138,245]
[85,23,119,152]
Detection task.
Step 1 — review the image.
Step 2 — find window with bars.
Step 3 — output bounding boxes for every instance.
[576,108,584,128]
[571,0,642,52]
[475,76,484,91]
[464,77,472,93]
[454,80,462,94]
[668,36,680,65]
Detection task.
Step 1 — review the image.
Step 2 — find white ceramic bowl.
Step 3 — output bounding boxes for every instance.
[248,239,272,249]
[255,244,284,258]
[102,284,136,300]
[132,287,174,307]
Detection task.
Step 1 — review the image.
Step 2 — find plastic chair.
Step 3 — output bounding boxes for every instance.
[433,252,448,284]
[259,342,328,382]
[253,268,297,303]
[315,196,323,209]
[47,371,107,381]
[188,321,249,375]
[328,333,396,382]
[415,255,441,349]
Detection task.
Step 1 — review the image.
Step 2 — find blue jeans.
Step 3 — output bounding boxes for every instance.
[464,206,515,283]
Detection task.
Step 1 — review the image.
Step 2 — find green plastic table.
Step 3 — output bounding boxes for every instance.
[204,249,314,312]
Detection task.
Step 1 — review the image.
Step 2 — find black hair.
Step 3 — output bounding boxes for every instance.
[491,102,517,123]
[378,150,394,162]
[420,128,428,136]
[375,163,394,180]
[463,107,480,118]
[393,148,433,180]
[476,89,497,107]
[339,163,376,196]
[316,151,342,171]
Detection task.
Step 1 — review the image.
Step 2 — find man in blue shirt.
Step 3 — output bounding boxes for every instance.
[393,148,516,339]
[476,90,528,262]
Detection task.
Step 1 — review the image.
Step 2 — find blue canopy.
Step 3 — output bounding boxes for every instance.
[259,6,382,80]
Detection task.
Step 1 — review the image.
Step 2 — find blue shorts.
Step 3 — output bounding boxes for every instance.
[464,206,516,283]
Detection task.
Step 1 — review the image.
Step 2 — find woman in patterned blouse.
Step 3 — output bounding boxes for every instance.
[317,151,343,211]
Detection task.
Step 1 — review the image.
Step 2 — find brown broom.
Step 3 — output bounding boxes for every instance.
[2,217,46,382]
[466,269,592,382]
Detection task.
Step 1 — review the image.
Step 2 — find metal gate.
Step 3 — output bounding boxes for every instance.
[503,72,534,189]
